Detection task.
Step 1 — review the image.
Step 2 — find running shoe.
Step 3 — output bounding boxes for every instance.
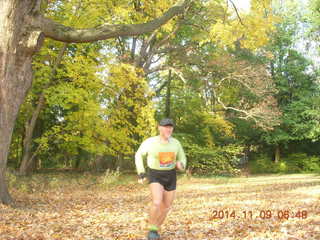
[147,230,160,240]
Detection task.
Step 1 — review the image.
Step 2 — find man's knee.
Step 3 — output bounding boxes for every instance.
[152,200,162,210]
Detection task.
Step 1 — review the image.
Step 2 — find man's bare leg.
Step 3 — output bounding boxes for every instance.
[157,190,175,227]
[149,183,164,229]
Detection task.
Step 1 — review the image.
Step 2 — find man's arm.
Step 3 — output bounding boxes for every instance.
[135,140,148,180]
[176,141,187,171]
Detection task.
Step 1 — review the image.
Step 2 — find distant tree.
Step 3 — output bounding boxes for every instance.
[263,3,320,162]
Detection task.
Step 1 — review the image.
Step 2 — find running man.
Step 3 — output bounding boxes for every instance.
[135,118,187,240]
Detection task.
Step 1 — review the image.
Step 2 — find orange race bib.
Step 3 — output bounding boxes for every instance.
[158,152,176,168]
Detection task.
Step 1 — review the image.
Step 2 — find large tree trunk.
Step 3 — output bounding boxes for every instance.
[0,0,43,204]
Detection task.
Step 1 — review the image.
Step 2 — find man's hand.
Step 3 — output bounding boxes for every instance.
[176,161,185,171]
[138,173,146,184]
[138,177,146,184]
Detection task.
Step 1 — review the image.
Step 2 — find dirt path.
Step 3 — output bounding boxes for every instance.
[1,174,319,239]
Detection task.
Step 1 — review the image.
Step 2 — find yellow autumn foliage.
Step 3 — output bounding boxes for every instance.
[104,63,156,155]
[203,0,280,51]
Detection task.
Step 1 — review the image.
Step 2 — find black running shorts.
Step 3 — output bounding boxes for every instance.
[148,168,177,191]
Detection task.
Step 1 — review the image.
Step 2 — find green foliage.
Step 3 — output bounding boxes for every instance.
[282,153,320,173]
[13,35,156,170]
[249,154,276,174]
[203,0,278,50]
[250,153,320,174]
[303,156,320,172]
[36,61,156,168]
[31,41,109,166]
[177,133,243,175]
[261,3,320,149]
[6,170,18,190]
[104,63,156,155]
[8,0,320,176]
[309,0,320,35]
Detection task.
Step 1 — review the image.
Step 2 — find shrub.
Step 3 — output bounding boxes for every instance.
[250,153,320,174]
[302,156,320,173]
[249,154,277,174]
[184,143,243,176]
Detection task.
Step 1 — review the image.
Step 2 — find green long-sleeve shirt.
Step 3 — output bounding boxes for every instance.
[135,136,187,174]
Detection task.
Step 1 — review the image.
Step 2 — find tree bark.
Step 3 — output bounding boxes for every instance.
[18,93,45,175]
[0,0,44,204]
[131,37,137,61]
[36,0,190,43]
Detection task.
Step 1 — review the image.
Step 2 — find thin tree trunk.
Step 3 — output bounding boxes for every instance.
[19,43,68,175]
[0,0,43,204]
[19,94,45,175]
[131,37,137,61]
[274,145,280,163]
[165,69,172,118]
[93,155,104,171]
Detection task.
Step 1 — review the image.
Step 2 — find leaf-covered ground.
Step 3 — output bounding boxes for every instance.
[1,173,319,240]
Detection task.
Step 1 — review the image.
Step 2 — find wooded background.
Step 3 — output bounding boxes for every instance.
[2,0,320,204]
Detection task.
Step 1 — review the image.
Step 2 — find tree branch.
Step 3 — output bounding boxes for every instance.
[228,0,244,25]
[135,31,158,67]
[37,0,191,43]
[145,65,167,75]
[155,80,169,97]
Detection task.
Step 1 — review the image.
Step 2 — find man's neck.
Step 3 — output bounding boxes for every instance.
[159,135,169,144]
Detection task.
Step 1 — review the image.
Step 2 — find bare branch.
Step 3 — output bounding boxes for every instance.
[135,31,158,67]
[140,31,158,58]
[131,37,137,61]
[146,67,164,75]
[212,87,249,116]
[156,45,187,54]
[228,0,244,25]
[208,59,281,130]
[169,67,186,83]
